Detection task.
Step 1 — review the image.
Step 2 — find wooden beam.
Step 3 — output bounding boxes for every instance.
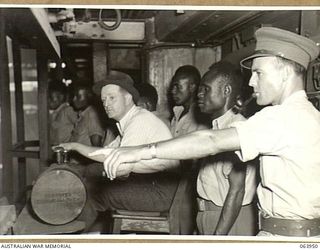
[0,9,14,202]
[12,40,27,199]
[36,51,50,172]
[4,8,60,60]
[60,21,145,42]
[30,8,60,58]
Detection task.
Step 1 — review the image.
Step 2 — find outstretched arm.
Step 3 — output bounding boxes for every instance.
[56,142,107,162]
[90,127,241,179]
[152,128,240,160]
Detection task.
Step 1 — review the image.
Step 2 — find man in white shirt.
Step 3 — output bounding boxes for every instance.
[59,71,178,231]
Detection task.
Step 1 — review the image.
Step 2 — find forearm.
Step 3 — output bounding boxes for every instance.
[146,128,240,161]
[70,143,105,162]
[131,159,179,174]
[214,188,245,235]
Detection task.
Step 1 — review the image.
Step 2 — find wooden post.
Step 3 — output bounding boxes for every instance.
[0,9,14,202]
[106,43,110,75]
[36,50,50,173]
[92,42,108,82]
[12,40,26,199]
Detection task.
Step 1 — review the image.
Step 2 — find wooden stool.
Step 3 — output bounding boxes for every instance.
[110,168,196,234]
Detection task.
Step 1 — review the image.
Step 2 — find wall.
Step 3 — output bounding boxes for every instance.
[147,46,221,117]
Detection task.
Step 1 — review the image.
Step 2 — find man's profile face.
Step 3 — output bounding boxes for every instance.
[197,73,226,115]
[101,84,128,121]
[249,57,285,106]
[170,73,194,106]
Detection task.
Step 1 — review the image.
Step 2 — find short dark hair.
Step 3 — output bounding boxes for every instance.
[174,65,201,86]
[49,81,67,101]
[207,61,243,100]
[138,84,158,110]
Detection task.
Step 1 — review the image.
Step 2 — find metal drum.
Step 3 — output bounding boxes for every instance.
[30,163,87,225]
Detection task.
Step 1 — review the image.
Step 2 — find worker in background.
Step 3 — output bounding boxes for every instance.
[48,82,77,146]
[91,27,320,237]
[169,65,210,232]
[70,84,104,147]
[137,83,170,127]
[169,65,209,137]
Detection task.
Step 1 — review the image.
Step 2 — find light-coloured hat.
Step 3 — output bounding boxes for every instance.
[240,27,319,69]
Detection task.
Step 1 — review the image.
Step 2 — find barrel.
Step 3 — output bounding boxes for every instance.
[31,163,87,225]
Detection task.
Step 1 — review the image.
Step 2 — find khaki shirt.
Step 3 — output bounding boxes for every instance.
[70,106,104,146]
[50,103,77,145]
[197,110,257,206]
[232,91,320,219]
[170,104,207,137]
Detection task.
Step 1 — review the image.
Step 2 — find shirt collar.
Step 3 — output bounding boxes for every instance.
[78,105,92,118]
[117,105,137,136]
[282,90,307,105]
[52,102,69,114]
[172,103,196,119]
[211,109,236,129]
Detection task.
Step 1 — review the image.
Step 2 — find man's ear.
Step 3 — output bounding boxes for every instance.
[146,101,153,111]
[224,84,232,97]
[124,93,133,105]
[281,64,291,83]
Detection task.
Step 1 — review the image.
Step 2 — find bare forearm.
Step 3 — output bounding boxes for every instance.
[149,128,240,161]
[71,143,105,162]
[131,159,179,174]
[214,188,245,235]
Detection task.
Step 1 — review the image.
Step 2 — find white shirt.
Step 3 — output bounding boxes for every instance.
[232,90,320,219]
[107,105,178,171]
[197,110,257,206]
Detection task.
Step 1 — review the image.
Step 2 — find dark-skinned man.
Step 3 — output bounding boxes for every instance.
[170,65,208,137]
[195,61,257,235]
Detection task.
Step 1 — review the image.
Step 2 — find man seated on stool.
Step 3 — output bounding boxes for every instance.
[58,71,179,232]
[90,27,320,237]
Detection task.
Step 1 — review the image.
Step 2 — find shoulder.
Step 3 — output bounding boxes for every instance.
[128,107,172,134]
[87,106,100,118]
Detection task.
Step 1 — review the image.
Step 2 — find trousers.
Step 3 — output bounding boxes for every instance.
[77,164,180,231]
[196,201,258,235]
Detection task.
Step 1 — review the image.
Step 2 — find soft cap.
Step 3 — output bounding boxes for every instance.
[92,70,140,103]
